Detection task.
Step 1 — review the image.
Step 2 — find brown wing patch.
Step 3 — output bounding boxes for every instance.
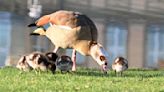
[50,11,78,28]
[36,15,50,26]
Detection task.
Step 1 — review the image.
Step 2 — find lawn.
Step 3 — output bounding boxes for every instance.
[0,66,164,92]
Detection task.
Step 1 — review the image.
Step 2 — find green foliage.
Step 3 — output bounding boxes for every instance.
[0,66,164,92]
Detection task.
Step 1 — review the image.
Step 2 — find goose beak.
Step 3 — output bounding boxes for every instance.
[102,63,108,74]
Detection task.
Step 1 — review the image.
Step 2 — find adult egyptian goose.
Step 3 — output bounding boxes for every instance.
[112,57,128,76]
[56,55,73,73]
[28,10,109,73]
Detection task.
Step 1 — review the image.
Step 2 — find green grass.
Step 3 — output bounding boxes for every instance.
[0,67,164,92]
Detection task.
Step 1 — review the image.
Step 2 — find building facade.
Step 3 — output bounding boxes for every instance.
[0,0,164,69]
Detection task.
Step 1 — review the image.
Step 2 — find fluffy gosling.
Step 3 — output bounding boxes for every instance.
[56,55,73,73]
[112,57,128,76]
[16,52,58,74]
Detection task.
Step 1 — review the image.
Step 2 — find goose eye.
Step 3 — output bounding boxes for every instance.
[100,56,106,62]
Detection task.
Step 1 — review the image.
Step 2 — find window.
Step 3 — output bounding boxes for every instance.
[0,12,11,66]
[106,22,128,64]
[146,24,164,67]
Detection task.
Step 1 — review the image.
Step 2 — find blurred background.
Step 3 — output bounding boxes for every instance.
[0,0,164,69]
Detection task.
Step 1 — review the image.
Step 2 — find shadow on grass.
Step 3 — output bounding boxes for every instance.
[1,66,164,78]
[74,70,110,77]
[72,68,164,78]
[112,69,164,78]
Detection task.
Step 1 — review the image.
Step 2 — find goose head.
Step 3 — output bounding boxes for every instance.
[90,43,109,74]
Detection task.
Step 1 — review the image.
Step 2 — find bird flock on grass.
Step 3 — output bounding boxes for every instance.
[16,51,73,73]
[16,51,128,76]
[16,10,128,76]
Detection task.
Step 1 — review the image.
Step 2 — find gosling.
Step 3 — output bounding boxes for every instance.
[112,57,128,76]
[16,55,32,71]
[17,52,58,74]
[56,55,73,73]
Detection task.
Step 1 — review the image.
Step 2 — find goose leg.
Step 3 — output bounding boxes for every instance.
[71,49,76,71]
